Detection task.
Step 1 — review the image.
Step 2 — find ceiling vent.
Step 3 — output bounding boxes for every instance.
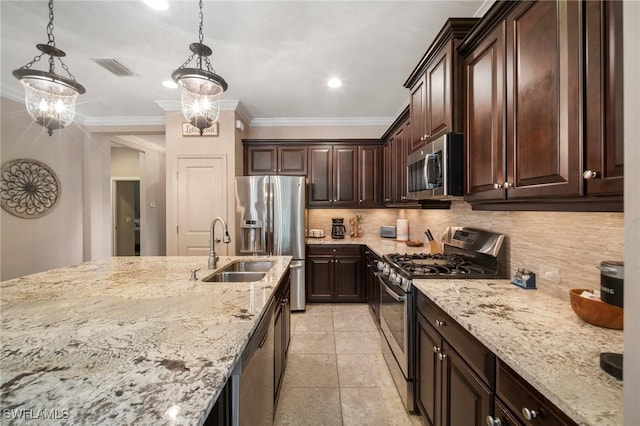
[91,58,137,77]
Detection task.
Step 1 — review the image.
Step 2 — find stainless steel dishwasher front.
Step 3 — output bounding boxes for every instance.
[231,299,275,425]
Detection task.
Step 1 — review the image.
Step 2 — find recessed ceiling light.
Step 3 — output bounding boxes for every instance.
[162,80,178,89]
[327,78,342,88]
[143,0,169,11]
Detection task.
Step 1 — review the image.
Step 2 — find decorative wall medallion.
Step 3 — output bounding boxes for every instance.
[0,159,61,219]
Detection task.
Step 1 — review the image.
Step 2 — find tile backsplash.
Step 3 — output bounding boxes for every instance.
[308,201,624,300]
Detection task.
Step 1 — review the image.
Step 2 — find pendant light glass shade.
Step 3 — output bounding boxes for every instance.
[19,74,80,132]
[12,1,85,136]
[172,1,228,136]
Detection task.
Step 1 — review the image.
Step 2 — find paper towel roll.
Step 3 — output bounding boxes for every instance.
[397,219,409,241]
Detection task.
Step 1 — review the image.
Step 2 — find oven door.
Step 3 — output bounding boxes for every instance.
[378,275,410,376]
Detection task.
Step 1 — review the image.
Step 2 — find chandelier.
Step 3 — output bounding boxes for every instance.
[12,0,85,136]
[172,0,228,136]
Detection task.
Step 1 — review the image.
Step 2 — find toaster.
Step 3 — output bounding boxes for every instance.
[380,226,397,238]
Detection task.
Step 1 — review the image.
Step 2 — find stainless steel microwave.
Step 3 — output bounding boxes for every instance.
[406,133,463,200]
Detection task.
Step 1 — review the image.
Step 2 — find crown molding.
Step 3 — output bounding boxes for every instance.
[249,116,393,127]
[111,135,166,153]
[82,116,165,127]
[154,99,242,112]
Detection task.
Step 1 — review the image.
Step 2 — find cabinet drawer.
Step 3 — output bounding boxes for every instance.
[416,291,495,387]
[497,361,577,426]
[306,244,361,256]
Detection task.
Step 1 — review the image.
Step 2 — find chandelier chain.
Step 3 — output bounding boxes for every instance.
[180,52,197,69]
[47,0,55,46]
[20,53,46,70]
[198,0,204,44]
[58,58,77,81]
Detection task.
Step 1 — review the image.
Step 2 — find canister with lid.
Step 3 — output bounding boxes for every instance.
[599,261,624,308]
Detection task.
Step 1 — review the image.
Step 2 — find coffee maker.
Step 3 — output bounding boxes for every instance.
[331,218,346,239]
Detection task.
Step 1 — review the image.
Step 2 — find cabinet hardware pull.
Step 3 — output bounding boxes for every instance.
[493,183,502,189]
[583,170,599,180]
[432,346,440,353]
[438,352,446,361]
[485,416,502,426]
[435,319,445,327]
[521,407,539,420]
[503,182,512,189]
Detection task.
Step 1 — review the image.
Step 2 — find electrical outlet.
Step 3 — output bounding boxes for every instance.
[540,265,561,283]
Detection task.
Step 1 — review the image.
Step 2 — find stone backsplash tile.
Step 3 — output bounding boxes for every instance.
[308,202,624,300]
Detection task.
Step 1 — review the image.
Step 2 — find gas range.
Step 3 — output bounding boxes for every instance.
[378,227,507,291]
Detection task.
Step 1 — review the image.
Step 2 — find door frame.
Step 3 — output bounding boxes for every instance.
[111,177,141,256]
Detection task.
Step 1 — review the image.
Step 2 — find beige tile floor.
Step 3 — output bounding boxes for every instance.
[274,303,424,426]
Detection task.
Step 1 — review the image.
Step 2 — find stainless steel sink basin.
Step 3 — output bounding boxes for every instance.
[202,271,266,282]
[218,260,275,273]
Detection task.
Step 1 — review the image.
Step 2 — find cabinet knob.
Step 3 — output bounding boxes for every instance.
[435,319,445,328]
[273,169,277,172]
[521,407,539,420]
[486,416,502,426]
[359,200,363,203]
[493,183,502,190]
[503,181,512,189]
[424,134,428,139]
[583,170,600,180]
[432,346,440,353]
[438,352,446,361]
[384,198,391,203]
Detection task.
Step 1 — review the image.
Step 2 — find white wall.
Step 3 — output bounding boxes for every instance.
[139,148,166,256]
[1,98,85,280]
[111,146,141,177]
[623,0,639,422]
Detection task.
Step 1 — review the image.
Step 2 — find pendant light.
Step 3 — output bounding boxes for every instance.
[172,0,228,136]
[12,0,85,136]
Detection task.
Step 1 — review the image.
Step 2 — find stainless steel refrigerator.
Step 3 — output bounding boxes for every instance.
[235,176,306,311]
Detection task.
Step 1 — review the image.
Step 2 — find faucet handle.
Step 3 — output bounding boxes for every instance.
[190,268,201,281]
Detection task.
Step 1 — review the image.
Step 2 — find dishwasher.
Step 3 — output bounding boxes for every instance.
[230,300,275,425]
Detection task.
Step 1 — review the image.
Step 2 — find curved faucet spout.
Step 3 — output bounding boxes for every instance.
[209,216,231,270]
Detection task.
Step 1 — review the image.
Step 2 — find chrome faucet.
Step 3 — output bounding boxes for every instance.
[209,217,231,270]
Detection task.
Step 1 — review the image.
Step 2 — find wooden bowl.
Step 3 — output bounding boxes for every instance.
[569,289,623,330]
[405,240,424,247]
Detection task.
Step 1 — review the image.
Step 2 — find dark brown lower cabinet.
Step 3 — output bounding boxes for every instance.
[417,290,578,426]
[306,245,363,303]
[364,249,381,325]
[274,276,291,403]
[204,378,231,426]
[417,311,492,426]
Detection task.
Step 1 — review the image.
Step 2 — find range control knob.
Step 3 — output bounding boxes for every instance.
[382,264,391,277]
[393,274,403,286]
[377,261,385,271]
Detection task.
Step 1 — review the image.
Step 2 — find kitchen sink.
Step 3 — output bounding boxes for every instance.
[202,271,266,283]
[218,260,275,273]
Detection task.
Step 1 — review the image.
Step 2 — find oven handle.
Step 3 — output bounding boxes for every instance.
[381,279,406,302]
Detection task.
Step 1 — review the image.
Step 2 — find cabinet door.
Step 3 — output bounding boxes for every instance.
[274,300,284,399]
[358,145,380,207]
[383,138,395,204]
[334,255,363,302]
[394,123,409,202]
[427,44,452,140]
[246,145,278,175]
[441,341,493,426]
[410,75,428,152]
[333,146,358,206]
[464,23,506,201]
[416,313,442,426]
[307,146,333,207]
[505,0,582,199]
[306,255,334,302]
[278,146,308,176]
[584,0,624,195]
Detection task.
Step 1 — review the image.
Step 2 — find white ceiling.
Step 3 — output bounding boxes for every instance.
[1,1,489,127]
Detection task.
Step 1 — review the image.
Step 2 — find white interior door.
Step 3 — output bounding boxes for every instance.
[177,157,227,256]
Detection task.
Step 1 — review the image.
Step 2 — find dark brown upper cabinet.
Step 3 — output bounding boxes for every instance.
[404,19,479,154]
[382,107,413,206]
[245,144,307,176]
[461,0,623,210]
[584,0,624,196]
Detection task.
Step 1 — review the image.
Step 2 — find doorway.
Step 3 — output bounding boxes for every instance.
[113,180,141,256]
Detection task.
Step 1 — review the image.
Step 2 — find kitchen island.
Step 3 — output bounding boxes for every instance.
[0,256,291,425]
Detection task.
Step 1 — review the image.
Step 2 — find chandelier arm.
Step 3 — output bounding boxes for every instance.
[203,56,215,73]
[179,52,197,69]
[19,53,46,70]
[57,57,77,82]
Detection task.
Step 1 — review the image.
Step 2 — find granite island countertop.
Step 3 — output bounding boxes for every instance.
[0,256,291,425]
[308,236,624,425]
